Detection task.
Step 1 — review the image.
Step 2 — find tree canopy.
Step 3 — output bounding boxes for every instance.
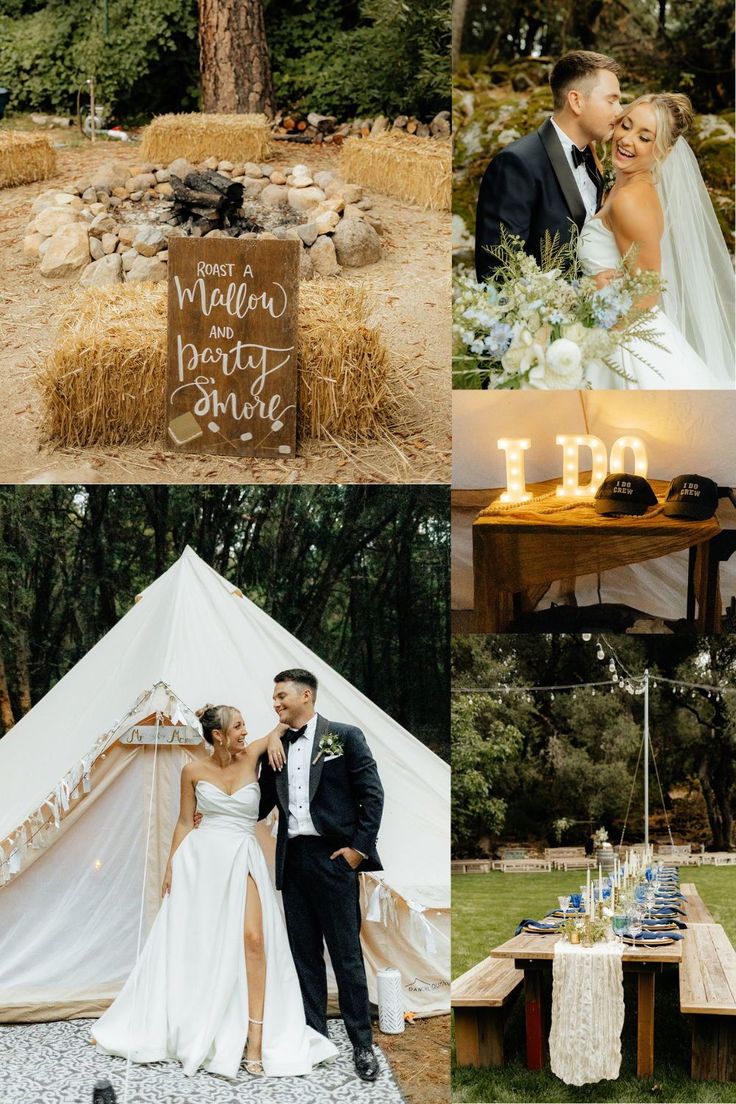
[0,485,449,761]
[452,634,736,854]
[458,0,734,113]
[0,0,450,121]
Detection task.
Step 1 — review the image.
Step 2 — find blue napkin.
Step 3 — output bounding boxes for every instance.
[642,918,687,929]
[652,906,686,917]
[624,929,684,941]
[515,918,561,935]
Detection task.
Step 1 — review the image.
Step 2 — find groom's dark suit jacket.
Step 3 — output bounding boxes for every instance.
[475,117,603,283]
[258,714,384,890]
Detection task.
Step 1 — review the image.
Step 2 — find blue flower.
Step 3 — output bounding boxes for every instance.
[485,322,514,357]
[591,283,633,329]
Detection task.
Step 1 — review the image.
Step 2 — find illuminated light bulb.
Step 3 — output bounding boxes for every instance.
[609,436,649,478]
[94,859,103,871]
[609,659,616,673]
[597,645,605,661]
[612,673,619,683]
[497,438,533,503]
[555,435,608,497]
[582,633,592,641]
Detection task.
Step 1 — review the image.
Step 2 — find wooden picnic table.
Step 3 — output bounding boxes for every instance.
[491,930,681,1078]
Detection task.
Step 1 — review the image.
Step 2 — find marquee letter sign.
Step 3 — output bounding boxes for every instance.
[496,434,650,500]
[497,438,532,503]
[167,237,299,457]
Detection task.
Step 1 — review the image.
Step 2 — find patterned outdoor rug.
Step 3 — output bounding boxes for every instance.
[0,1018,405,1104]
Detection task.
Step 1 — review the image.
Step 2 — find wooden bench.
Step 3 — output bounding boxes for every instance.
[543,846,585,868]
[682,883,717,925]
[451,859,491,874]
[701,853,736,866]
[658,844,692,856]
[679,923,736,1080]
[500,848,528,860]
[500,860,551,873]
[452,956,524,1067]
[558,856,595,871]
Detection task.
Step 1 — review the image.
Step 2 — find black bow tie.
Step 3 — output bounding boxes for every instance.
[285,725,307,744]
[571,144,592,169]
[571,143,602,188]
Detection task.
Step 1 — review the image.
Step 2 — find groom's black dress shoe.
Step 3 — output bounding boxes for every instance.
[353,1045,379,1081]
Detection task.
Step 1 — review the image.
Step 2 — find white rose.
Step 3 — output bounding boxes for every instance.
[562,322,587,344]
[545,338,584,387]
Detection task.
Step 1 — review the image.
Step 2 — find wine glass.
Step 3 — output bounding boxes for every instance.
[628,909,643,947]
[611,913,628,945]
[558,895,571,921]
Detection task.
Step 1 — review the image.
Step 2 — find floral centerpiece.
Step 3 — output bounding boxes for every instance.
[592,827,609,848]
[452,229,667,389]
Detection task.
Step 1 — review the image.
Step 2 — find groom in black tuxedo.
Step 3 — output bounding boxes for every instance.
[258,668,384,1082]
[475,50,623,285]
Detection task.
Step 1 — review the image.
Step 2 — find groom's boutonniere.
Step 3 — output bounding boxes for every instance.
[312,732,343,765]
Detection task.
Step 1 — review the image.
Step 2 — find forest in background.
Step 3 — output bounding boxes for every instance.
[452,634,736,854]
[0,0,451,122]
[0,485,449,760]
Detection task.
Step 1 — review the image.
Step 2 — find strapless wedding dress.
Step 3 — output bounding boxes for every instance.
[577,218,726,389]
[93,780,337,1078]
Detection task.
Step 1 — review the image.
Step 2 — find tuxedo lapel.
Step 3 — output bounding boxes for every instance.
[309,713,328,802]
[275,742,290,811]
[538,118,587,230]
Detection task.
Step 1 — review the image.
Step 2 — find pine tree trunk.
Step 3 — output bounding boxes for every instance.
[0,649,15,731]
[452,0,467,66]
[199,0,275,116]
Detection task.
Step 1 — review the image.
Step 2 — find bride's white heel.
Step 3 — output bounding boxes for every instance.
[244,1017,264,1076]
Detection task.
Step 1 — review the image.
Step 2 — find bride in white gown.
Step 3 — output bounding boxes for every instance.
[578,92,735,389]
[93,704,338,1079]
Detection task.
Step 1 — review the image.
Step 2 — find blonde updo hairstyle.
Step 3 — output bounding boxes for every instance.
[622,92,693,180]
[196,704,239,761]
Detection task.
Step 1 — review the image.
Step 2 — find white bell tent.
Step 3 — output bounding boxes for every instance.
[453,389,736,619]
[0,547,449,1021]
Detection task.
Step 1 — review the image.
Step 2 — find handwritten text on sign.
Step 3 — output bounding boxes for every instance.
[166,237,299,456]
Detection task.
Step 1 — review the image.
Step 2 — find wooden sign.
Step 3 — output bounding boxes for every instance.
[166,237,299,457]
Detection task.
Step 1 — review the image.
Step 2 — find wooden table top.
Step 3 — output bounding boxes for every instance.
[491,930,683,966]
[470,477,720,540]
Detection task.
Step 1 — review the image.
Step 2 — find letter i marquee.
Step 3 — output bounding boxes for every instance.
[166,237,299,457]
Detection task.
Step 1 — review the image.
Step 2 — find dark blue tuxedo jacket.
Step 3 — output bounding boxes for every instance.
[475,118,603,283]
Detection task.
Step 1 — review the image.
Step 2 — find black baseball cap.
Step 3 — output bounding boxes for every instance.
[594,473,658,516]
[663,474,719,520]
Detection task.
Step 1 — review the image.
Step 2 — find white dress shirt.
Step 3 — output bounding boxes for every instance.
[287,713,320,838]
[550,117,598,218]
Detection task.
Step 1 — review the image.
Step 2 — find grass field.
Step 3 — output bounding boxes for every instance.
[452,867,736,1103]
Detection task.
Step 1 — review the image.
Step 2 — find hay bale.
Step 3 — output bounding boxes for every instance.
[0,131,56,188]
[38,281,400,448]
[140,113,271,165]
[340,133,451,210]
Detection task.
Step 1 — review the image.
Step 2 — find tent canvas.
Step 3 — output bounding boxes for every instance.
[452,390,736,619]
[0,548,449,1020]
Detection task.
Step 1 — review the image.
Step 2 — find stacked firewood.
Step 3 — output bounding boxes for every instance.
[273,110,451,144]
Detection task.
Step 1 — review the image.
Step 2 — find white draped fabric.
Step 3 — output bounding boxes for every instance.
[549,941,625,1086]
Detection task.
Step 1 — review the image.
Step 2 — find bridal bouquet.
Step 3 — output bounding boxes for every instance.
[453,231,666,388]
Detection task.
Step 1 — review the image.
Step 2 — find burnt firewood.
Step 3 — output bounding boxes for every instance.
[184,169,244,206]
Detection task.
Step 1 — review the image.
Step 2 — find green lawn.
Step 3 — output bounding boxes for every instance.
[452,868,736,1103]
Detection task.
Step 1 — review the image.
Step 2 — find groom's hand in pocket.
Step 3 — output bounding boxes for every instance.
[330,846,363,870]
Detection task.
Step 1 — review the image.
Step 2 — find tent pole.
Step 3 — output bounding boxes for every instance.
[643,669,649,848]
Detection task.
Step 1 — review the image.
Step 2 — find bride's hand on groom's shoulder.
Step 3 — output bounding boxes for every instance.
[267,723,289,771]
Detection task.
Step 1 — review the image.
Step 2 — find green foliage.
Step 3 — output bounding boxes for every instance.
[452,635,736,854]
[0,486,449,760]
[265,0,451,117]
[0,0,199,118]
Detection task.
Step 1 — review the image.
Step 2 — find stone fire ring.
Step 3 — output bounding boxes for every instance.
[23,158,384,286]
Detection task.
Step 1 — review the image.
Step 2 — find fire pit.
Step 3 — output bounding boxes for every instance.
[23,157,384,285]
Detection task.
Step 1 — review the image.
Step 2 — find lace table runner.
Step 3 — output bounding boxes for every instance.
[549,940,625,1086]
